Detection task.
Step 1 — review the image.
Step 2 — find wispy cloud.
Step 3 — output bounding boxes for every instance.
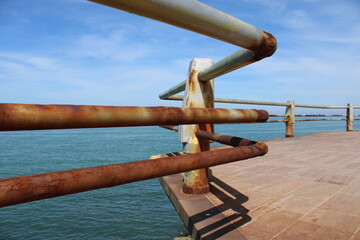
[0,49,184,106]
[277,9,311,29]
[0,52,56,69]
[71,29,150,61]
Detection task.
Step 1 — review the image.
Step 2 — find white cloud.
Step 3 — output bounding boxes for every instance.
[0,49,185,106]
[319,1,360,22]
[71,29,150,61]
[0,52,56,69]
[283,10,311,29]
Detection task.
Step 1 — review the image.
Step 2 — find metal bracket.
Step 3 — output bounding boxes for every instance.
[179,58,214,146]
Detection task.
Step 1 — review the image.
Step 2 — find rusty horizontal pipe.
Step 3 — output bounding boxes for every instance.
[196,130,257,147]
[162,97,351,112]
[295,118,346,122]
[212,98,289,106]
[295,114,345,117]
[159,125,179,132]
[294,104,347,109]
[0,104,268,131]
[269,114,286,117]
[0,143,268,207]
[266,120,285,123]
[164,98,354,120]
[163,95,290,107]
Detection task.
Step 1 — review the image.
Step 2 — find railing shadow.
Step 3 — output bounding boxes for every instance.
[187,173,251,240]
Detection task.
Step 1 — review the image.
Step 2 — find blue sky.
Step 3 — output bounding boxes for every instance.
[0,0,359,113]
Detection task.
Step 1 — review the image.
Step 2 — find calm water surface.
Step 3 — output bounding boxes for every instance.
[1,121,358,239]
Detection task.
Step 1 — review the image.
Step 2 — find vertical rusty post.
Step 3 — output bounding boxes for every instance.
[285,100,295,137]
[347,103,354,131]
[179,58,214,194]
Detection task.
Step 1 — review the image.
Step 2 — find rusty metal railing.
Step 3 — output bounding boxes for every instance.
[0,138,267,208]
[162,98,358,137]
[0,104,268,207]
[0,104,267,131]
[0,0,276,208]
[2,0,356,210]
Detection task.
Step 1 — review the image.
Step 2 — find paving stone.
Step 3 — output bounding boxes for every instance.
[159,132,360,239]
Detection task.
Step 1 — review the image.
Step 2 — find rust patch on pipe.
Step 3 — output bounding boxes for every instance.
[0,143,268,208]
[184,129,268,194]
[249,31,277,58]
[182,124,211,194]
[181,63,214,194]
[285,121,294,137]
[182,168,210,194]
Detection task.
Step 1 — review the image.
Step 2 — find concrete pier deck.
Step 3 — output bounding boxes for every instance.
[159,132,360,240]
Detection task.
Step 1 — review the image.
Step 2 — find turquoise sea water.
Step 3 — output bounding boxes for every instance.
[1,121,358,239]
